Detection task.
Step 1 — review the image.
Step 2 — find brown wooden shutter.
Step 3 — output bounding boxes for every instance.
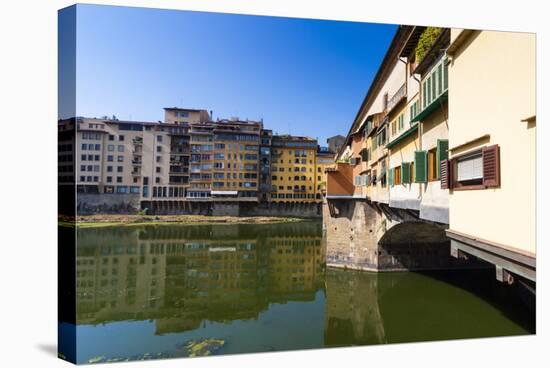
[440,159,451,189]
[482,145,500,188]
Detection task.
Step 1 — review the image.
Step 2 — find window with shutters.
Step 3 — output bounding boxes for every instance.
[420,56,448,114]
[449,145,500,190]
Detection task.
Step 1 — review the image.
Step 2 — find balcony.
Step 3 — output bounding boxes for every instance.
[132,137,143,145]
[169,167,189,175]
[386,83,407,114]
[132,160,142,166]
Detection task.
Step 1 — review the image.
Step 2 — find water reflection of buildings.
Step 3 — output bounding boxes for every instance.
[76,223,325,334]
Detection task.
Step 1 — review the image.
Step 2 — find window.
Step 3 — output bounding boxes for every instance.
[107,155,114,162]
[117,166,123,173]
[156,167,161,173]
[117,177,122,183]
[117,156,124,162]
[156,146,162,153]
[116,186,128,193]
[155,177,160,184]
[428,149,438,181]
[118,145,124,152]
[108,144,114,151]
[456,152,483,183]
[156,135,162,142]
[394,166,401,185]
[108,135,115,141]
[119,135,125,141]
[410,100,419,122]
[156,156,161,163]
[106,176,112,183]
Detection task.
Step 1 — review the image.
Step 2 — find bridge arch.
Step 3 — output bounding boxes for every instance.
[377,221,452,271]
[379,221,448,247]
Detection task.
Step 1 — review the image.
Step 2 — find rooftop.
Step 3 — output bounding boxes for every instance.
[163,107,209,112]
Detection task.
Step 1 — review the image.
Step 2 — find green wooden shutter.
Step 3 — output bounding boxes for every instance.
[402,162,410,184]
[389,168,394,187]
[436,139,449,178]
[414,151,427,182]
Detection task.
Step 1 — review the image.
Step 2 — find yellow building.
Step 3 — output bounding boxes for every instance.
[315,148,336,197]
[270,135,319,203]
[445,29,536,283]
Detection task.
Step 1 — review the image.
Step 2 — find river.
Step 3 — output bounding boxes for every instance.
[72,221,534,363]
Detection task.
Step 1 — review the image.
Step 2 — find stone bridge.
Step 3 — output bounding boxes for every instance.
[323,198,476,272]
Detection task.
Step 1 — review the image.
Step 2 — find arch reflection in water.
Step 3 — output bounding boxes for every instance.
[75,221,533,364]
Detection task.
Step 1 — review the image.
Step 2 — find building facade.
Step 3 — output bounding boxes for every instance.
[270,135,321,203]
[324,25,536,285]
[445,29,536,283]
[63,108,334,215]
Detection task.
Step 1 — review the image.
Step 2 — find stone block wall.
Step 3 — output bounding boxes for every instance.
[77,193,141,214]
[323,197,480,272]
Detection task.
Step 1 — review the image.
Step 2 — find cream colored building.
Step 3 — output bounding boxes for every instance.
[164,107,211,125]
[445,29,536,282]
[76,118,184,201]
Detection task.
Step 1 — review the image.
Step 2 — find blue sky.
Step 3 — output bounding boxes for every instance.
[69,4,396,144]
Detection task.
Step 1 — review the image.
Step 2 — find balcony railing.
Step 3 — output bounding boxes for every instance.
[386,83,407,114]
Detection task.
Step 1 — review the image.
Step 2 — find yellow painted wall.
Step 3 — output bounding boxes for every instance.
[448,30,536,254]
[270,147,318,202]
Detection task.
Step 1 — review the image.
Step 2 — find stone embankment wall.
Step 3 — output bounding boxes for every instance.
[77,193,141,215]
[77,195,322,218]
